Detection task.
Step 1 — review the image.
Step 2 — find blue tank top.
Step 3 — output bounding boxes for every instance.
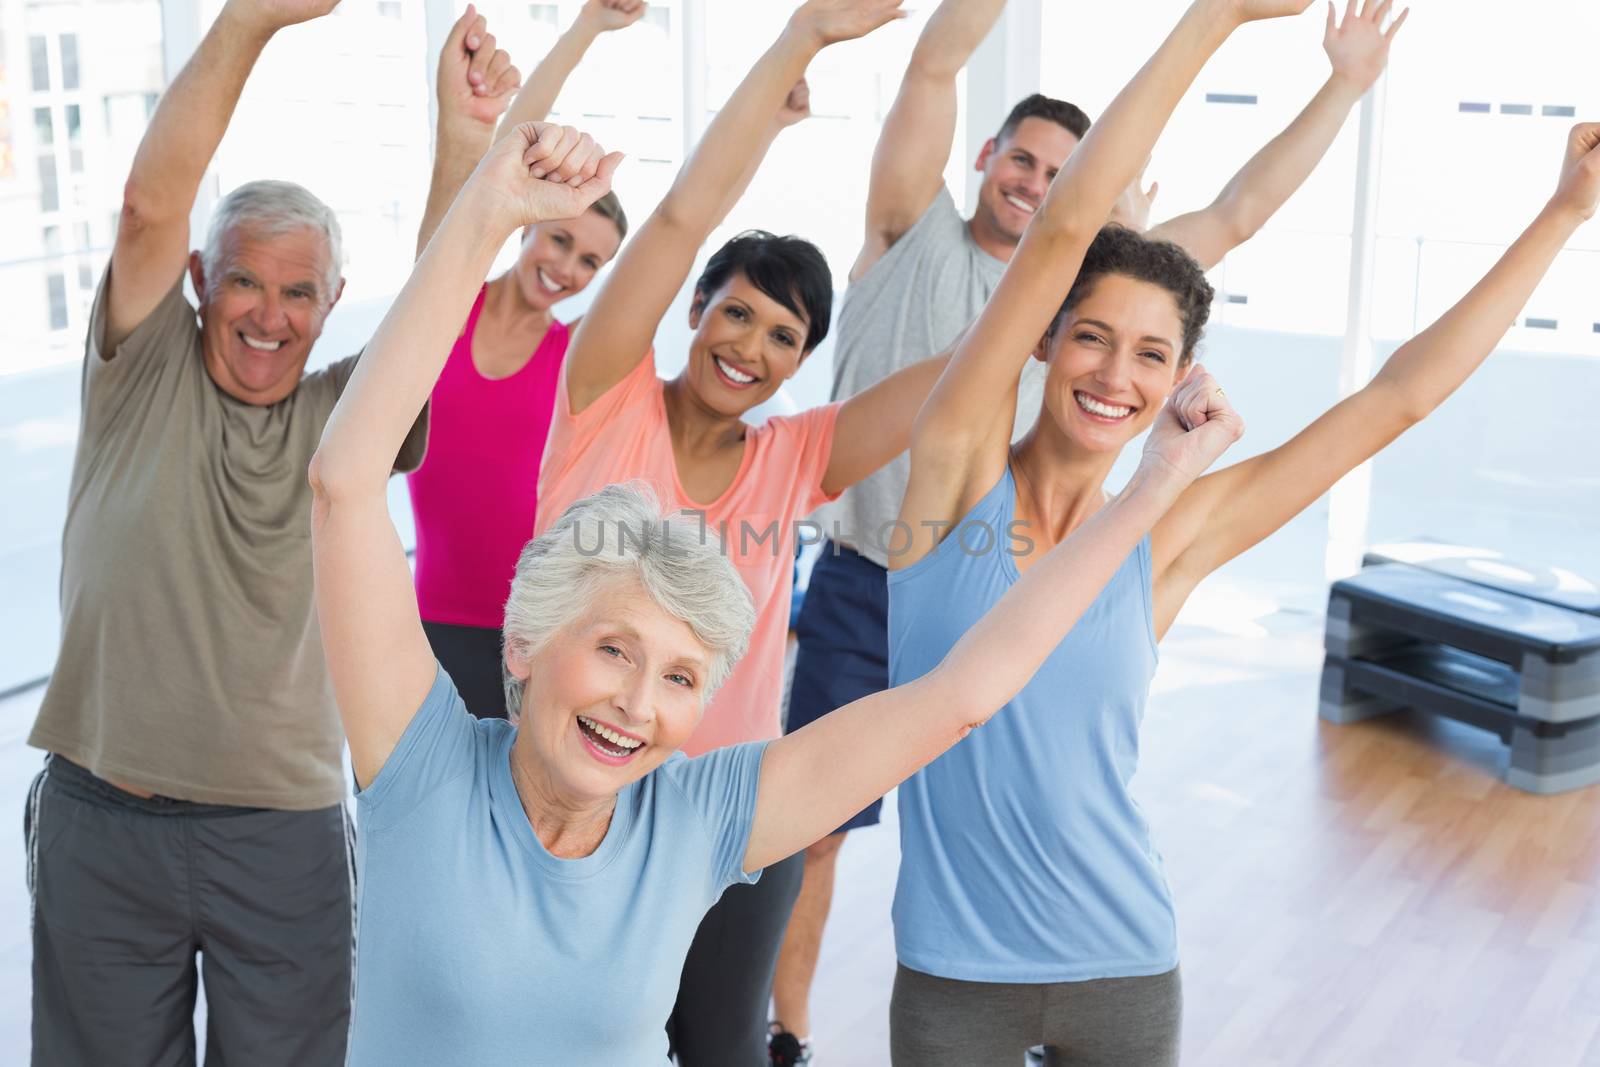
[888,465,1175,983]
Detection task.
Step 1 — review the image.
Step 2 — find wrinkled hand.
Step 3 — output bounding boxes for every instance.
[473,122,624,233]
[1111,164,1159,232]
[1323,0,1408,94]
[438,5,520,131]
[581,0,648,32]
[1140,365,1245,484]
[1229,0,1317,23]
[1552,122,1600,222]
[790,0,908,48]
[776,79,811,129]
[236,0,340,32]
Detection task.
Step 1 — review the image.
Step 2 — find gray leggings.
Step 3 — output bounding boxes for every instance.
[890,963,1182,1067]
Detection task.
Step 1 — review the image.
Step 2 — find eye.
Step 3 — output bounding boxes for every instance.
[287,288,313,302]
[552,233,570,246]
[666,671,695,689]
[1075,331,1105,346]
[599,643,625,659]
[771,329,798,348]
[234,276,256,289]
[582,257,600,271]
[1140,349,1168,364]
[725,306,748,322]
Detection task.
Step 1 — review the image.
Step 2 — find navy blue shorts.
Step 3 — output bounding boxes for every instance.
[787,541,889,833]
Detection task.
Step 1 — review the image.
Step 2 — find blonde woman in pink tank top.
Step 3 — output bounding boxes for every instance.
[407,3,642,718]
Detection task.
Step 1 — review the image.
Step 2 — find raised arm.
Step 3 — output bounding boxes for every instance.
[563,0,906,414]
[106,0,336,351]
[746,375,1243,871]
[497,0,647,138]
[1151,0,1408,269]
[311,124,620,786]
[415,6,521,258]
[895,0,1310,566]
[851,0,1006,282]
[1152,122,1600,628]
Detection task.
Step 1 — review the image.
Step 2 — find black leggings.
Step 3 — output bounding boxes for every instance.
[421,620,508,720]
[667,851,805,1064]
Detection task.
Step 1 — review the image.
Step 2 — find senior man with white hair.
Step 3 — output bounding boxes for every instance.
[22,1,432,1062]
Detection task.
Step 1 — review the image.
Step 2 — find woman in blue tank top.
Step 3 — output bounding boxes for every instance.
[887,0,1600,1061]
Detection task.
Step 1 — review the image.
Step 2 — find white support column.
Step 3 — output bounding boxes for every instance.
[679,0,708,160]
[962,0,1041,214]
[1325,75,1388,580]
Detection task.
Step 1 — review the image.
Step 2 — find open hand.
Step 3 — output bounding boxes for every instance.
[438,5,520,130]
[791,0,908,48]
[1230,0,1317,23]
[582,0,649,32]
[1140,365,1245,484]
[1111,163,1159,232]
[474,122,624,232]
[777,79,812,128]
[1324,0,1408,94]
[1552,122,1600,222]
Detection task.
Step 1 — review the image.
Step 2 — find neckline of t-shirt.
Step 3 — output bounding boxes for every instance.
[490,728,636,880]
[655,380,759,513]
[465,291,567,385]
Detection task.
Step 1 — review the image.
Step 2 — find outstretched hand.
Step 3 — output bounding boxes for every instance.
[790,0,908,48]
[438,5,521,130]
[237,0,341,32]
[473,122,623,233]
[1140,365,1245,484]
[1323,0,1408,93]
[582,0,649,32]
[1552,122,1600,221]
[1111,164,1159,232]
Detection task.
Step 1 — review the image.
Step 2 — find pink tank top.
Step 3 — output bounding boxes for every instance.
[408,287,569,628]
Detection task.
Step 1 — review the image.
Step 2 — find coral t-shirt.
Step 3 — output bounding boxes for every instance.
[408,288,568,628]
[538,354,840,755]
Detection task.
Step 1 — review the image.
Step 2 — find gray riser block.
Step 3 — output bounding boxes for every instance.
[1318,661,1403,724]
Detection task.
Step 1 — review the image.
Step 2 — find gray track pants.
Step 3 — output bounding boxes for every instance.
[26,756,355,1066]
[890,962,1182,1066]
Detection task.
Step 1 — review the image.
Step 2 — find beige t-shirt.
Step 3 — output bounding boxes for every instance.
[28,274,427,810]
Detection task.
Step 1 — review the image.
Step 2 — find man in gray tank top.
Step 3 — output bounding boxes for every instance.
[769,0,1410,1059]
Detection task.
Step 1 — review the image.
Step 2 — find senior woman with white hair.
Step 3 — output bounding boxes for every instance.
[310,35,1239,1067]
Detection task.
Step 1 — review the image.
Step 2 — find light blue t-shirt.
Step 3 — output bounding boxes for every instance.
[347,666,768,1065]
[888,466,1175,984]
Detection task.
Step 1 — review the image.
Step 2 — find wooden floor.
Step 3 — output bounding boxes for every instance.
[803,604,1600,1067]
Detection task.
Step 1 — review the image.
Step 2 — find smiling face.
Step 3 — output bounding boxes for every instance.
[974,116,1082,247]
[683,271,812,418]
[188,224,341,406]
[511,209,624,312]
[508,579,711,804]
[1039,273,1190,453]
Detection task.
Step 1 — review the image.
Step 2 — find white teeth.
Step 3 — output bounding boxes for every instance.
[1075,392,1133,419]
[714,356,755,384]
[241,334,283,352]
[578,715,642,751]
[1005,194,1036,214]
[536,268,563,294]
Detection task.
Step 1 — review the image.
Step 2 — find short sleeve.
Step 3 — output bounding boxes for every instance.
[659,741,770,888]
[540,349,659,494]
[80,268,198,429]
[312,353,432,473]
[764,402,843,516]
[356,663,479,830]
[853,186,966,294]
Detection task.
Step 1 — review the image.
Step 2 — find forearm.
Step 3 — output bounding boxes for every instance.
[1373,201,1582,418]
[713,119,786,231]
[317,191,507,495]
[124,3,273,223]
[910,0,1006,79]
[655,25,819,236]
[500,14,603,133]
[417,120,494,258]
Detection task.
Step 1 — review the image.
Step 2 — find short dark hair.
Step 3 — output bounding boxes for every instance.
[1053,225,1214,365]
[692,231,833,353]
[996,93,1091,146]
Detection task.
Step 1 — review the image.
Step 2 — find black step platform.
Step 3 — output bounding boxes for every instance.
[1363,539,1600,617]
[1321,563,1600,794]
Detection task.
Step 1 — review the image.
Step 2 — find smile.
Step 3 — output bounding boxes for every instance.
[713,355,758,386]
[1075,391,1134,421]
[1004,194,1037,215]
[577,714,644,764]
[536,268,565,295]
[240,333,284,352]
